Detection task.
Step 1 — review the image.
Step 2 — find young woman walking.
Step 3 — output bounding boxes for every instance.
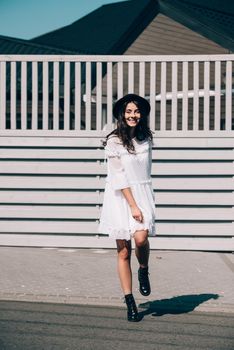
[98,94,156,322]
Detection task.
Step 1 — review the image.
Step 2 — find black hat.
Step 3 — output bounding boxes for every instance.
[113,93,150,119]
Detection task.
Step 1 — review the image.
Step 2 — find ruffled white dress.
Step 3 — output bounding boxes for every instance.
[98,135,156,240]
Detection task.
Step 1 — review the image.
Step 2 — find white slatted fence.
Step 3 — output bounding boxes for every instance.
[0,136,233,251]
[0,54,233,134]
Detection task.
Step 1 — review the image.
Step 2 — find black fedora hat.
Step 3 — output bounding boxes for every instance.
[113,93,150,119]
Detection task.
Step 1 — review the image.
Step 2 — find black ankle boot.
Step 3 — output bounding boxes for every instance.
[124,294,140,322]
[138,266,151,296]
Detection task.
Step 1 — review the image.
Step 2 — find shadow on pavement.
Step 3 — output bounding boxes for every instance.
[138,293,219,318]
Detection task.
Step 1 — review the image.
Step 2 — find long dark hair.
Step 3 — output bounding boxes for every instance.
[101,99,154,153]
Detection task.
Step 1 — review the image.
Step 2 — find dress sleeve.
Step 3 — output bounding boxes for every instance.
[105,139,130,191]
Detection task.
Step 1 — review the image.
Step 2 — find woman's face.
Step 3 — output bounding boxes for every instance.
[124,102,141,128]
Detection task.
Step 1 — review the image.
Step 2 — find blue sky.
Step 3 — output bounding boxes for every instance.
[0,0,126,39]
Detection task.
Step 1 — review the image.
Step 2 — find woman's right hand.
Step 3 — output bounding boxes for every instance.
[130,205,144,223]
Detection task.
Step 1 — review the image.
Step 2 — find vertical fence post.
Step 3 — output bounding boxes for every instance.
[42,61,49,130]
[204,61,210,130]
[139,61,145,97]
[75,61,81,130]
[193,61,199,130]
[53,61,59,130]
[21,61,27,129]
[171,61,178,130]
[117,61,123,100]
[10,62,16,130]
[128,61,134,93]
[225,61,232,131]
[150,61,156,131]
[32,61,38,130]
[160,61,166,131]
[0,61,6,129]
[64,61,70,130]
[182,61,188,131]
[96,62,102,131]
[214,61,221,131]
[107,61,113,128]
[85,61,91,130]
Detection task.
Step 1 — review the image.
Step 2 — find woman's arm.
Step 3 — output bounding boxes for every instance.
[121,188,143,223]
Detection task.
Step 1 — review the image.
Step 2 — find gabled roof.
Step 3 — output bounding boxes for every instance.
[31,0,233,54]
[159,0,234,52]
[0,34,77,54]
[2,0,233,56]
[31,0,158,54]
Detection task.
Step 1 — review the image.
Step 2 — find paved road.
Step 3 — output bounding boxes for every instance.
[0,301,233,350]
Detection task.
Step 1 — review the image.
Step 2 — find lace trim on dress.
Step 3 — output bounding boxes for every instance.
[98,220,156,240]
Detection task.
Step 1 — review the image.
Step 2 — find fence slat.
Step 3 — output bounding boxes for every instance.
[42,61,49,130]
[150,61,156,130]
[171,61,178,130]
[96,62,102,131]
[85,61,91,130]
[225,61,232,131]
[214,61,221,131]
[74,62,81,130]
[0,62,6,129]
[204,61,210,130]
[64,61,70,130]
[182,61,188,131]
[117,61,123,99]
[160,61,166,130]
[107,62,113,127]
[193,61,199,130]
[139,61,145,96]
[128,62,134,93]
[53,62,59,130]
[10,62,16,129]
[21,62,27,129]
[32,62,38,130]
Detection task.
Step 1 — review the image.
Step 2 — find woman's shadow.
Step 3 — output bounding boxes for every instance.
[138,293,219,318]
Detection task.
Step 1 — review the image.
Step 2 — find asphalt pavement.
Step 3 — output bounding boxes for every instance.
[0,247,233,314]
[0,301,234,350]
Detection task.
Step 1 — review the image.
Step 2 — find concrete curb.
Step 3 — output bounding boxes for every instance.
[1,292,234,315]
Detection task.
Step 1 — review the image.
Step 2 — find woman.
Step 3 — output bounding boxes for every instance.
[98,94,156,322]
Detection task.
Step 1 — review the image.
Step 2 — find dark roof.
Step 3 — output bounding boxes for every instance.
[31,0,158,54]
[31,0,233,54]
[1,0,233,55]
[158,0,234,52]
[0,34,77,55]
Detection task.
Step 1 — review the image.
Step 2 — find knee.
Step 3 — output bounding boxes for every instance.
[135,231,149,248]
[118,247,131,261]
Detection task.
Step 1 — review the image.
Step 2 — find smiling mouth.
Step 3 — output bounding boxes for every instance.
[126,118,139,122]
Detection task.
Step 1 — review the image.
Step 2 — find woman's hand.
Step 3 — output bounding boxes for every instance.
[130,205,144,223]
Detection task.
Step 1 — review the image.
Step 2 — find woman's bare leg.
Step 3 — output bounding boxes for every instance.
[134,229,149,267]
[134,229,151,296]
[116,239,132,295]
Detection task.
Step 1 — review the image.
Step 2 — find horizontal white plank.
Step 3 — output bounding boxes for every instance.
[0,205,233,220]
[0,136,234,148]
[0,205,98,219]
[0,234,232,251]
[155,192,234,205]
[0,191,233,205]
[1,148,233,160]
[0,221,233,236]
[0,191,101,204]
[1,161,233,176]
[1,54,233,62]
[0,130,234,138]
[0,176,233,190]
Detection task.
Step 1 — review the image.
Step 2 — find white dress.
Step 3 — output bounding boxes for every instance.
[98,135,156,240]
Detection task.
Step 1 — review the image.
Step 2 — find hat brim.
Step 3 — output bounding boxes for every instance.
[113,94,150,119]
